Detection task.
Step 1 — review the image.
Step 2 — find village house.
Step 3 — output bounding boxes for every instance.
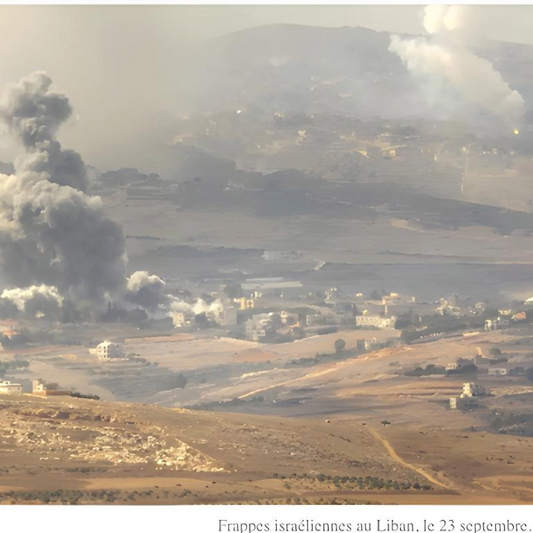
[95,340,123,361]
[449,396,476,410]
[484,317,510,331]
[382,292,416,306]
[446,357,475,372]
[32,378,70,397]
[235,297,255,310]
[450,382,490,410]
[245,313,281,342]
[356,314,397,329]
[0,380,22,395]
[462,382,489,397]
[487,368,509,377]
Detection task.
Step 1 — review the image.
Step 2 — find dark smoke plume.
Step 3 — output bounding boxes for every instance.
[0,72,127,310]
[0,72,227,325]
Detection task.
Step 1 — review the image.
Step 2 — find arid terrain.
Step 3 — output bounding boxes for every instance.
[2,8,533,507]
[0,393,530,505]
[2,324,533,504]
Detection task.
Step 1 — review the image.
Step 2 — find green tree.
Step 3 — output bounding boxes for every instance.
[334,338,346,354]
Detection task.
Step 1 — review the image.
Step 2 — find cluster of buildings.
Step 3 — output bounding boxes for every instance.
[446,350,525,378]
[0,378,71,396]
[449,382,490,410]
[0,380,21,395]
[356,313,397,329]
[483,310,528,331]
[245,311,301,342]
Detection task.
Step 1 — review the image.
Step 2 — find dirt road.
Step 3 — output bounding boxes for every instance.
[367,426,450,490]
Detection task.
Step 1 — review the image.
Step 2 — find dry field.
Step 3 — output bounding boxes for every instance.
[0,395,529,505]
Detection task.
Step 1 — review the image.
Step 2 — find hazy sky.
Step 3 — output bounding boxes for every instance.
[1,5,533,171]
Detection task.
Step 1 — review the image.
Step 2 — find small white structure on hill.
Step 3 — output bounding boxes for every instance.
[450,382,490,410]
[462,382,489,398]
[95,340,123,361]
[488,368,508,377]
[0,380,22,395]
[356,314,397,329]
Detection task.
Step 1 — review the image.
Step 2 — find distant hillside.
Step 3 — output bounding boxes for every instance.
[183,24,533,120]
[0,395,428,504]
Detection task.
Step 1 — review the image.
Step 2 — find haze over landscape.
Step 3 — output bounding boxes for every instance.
[2,4,533,505]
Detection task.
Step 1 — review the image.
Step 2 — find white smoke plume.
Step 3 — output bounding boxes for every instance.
[125,271,171,311]
[389,5,525,123]
[169,298,224,327]
[1,284,64,318]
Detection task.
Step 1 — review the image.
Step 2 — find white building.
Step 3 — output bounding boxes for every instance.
[0,380,22,395]
[450,382,490,410]
[488,368,508,377]
[462,382,489,398]
[356,314,397,329]
[382,293,415,305]
[245,313,280,342]
[446,357,475,371]
[484,318,510,331]
[96,340,123,361]
[450,396,476,410]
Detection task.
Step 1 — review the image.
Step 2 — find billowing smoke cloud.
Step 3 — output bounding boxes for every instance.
[389,5,525,123]
[0,72,225,326]
[1,284,63,319]
[1,72,88,191]
[0,72,128,311]
[169,298,223,327]
[125,271,170,311]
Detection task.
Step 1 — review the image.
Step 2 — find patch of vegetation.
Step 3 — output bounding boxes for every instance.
[489,411,533,434]
[278,473,433,492]
[446,364,478,375]
[70,392,100,400]
[400,312,492,343]
[160,372,187,391]
[404,364,446,377]
[188,395,264,411]
[286,342,387,368]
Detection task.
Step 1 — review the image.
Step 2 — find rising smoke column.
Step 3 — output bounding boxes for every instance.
[0,72,128,310]
[389,5,525,123]
[0,72,227,324]
[125,271,171,311]
[1,284,64,319]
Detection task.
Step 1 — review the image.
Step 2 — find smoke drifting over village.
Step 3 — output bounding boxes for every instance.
[0,72,209,324]
[389,5,525,123]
